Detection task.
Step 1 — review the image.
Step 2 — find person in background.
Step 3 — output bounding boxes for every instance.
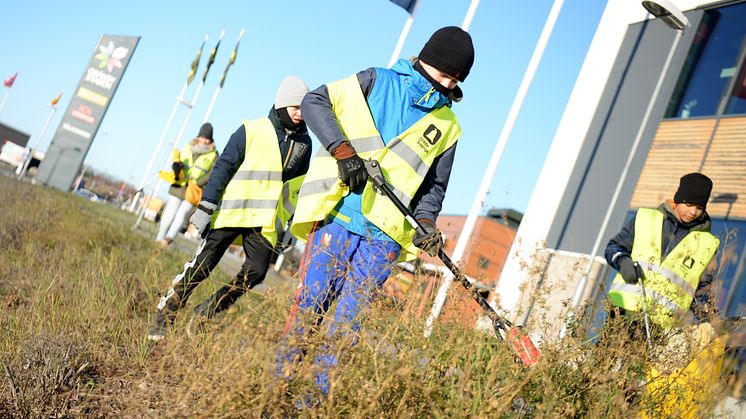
[604,172,720,337]
[147,76,312,342]
[276,26,475,398]
[155,123,218,247]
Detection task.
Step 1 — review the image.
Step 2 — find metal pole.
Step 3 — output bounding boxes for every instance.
[17,104,57,179]
[559,28,685,339]
[203,29,244,124]
[461,0,481,31]
[0,89,10,114]
[128,81,190,212]
[134,30,224,229]
[129,33,210,213]
[387,0,419,68]
[424,0,565,337]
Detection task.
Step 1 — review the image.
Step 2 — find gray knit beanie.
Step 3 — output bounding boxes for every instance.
[274,76,309,109]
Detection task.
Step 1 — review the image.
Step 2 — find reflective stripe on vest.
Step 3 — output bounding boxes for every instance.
[607,208,719,328]
[212,118,283,233]
[290,74,461,261]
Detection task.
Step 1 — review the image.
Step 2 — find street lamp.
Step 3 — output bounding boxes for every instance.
[642,0,690,30]
[560,0,690,339]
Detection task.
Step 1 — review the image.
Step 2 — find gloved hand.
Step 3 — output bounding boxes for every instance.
[190,201,217,237]
[413,219,444,257]
[172,161,184,183]
[617,256,638,284]
[331,142,367,191]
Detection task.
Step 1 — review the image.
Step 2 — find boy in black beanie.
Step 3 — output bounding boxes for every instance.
[276,26,475,399]
[604,172,720,338]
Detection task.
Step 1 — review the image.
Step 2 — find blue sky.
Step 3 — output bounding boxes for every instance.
[0,0,606,215]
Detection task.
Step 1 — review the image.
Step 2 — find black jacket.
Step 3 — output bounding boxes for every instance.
[605,202,719,321]
[201,107,312,204]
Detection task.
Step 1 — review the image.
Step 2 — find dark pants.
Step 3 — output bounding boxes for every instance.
[156,227,275,317]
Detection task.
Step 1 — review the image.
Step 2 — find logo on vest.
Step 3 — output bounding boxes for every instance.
[416,124,441,152]
[682,255,695,270]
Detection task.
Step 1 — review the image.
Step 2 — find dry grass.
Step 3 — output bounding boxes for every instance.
[0,175,738,418]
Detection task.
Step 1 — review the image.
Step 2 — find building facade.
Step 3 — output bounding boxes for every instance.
[497,0,746,338]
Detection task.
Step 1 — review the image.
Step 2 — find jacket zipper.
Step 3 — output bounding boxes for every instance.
[282,133,295,169]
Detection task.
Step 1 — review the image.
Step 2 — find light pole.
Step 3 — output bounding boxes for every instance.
[424,0,565,337]
[17,98,60,179]
[560,0,690,338]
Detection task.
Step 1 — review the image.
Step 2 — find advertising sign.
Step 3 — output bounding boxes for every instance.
[36,34,139,190]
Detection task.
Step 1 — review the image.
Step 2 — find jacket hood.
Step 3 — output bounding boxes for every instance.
[660,200,712,232]
[390,58,456,109]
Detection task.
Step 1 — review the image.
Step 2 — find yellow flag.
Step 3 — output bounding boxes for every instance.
[187,38,207,85]
[220,29,244,88]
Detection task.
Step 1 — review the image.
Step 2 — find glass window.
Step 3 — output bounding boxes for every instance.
[725,52,746,115]
[666,2,746,118]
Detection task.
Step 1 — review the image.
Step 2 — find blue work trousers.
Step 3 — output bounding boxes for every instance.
[276,221,400,394]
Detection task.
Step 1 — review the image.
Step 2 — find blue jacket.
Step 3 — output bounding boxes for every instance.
[301,58,459,239]
[202,107,312,205]
[605,202,719,321]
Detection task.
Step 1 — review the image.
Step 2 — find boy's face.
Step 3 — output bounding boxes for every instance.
[420,61,459,91]
[674,202,704,223]
[286,106,303,124]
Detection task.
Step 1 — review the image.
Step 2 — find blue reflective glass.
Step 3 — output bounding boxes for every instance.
[668,3,746,118]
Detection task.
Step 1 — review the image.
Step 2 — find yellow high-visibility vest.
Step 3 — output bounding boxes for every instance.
[212,118,303,246]
[290,74,461,261]
[169,145,217,187]
[607,208,719,328]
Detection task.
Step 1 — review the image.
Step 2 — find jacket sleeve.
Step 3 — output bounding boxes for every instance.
[301,69,376,153]
[201,126,246,204]
[604,214,636,270]
[411,144,457,222]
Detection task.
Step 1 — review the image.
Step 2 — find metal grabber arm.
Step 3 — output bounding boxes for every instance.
[363,159,540,366]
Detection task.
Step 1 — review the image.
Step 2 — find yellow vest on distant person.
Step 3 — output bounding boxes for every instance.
[607,208,719,328]
[290,74,461,261]
[159,145,217,187]
[212,118,303,246]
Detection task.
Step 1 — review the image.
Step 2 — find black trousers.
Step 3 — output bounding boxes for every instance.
[157,227,275,317]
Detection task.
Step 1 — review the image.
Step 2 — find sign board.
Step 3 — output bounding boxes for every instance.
[36,34,139,191]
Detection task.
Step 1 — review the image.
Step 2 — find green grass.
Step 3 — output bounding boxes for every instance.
[0,175,735,417]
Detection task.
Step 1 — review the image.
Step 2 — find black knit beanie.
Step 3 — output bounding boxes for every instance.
[674,172,713,208]
[198,123,214,142]
[418,26,475,82]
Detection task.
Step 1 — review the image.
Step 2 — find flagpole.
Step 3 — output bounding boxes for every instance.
[387,0,420,68]
[17,102,59,179]
[134,30,225,229]
[0,89,10,114]
[129,34,209,213]
[461,0,481,31]
[424,0,565,337]
[203,28,244,123]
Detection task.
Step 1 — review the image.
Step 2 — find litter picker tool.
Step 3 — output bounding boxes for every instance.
[633,262,654,352]
[363,159,540,366]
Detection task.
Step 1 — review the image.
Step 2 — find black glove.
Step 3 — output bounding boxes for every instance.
[413,219,444,257]
[332,142,367,191]
[617,256,638,284]
[172,161,184,183]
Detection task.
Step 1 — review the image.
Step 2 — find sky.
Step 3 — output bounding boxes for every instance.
[0,0,607,216]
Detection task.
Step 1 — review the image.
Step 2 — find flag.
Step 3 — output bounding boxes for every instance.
[390,0,416,14]
[219,30,244,88]
[3,72,18,88]
[187,39,207,85]
[202,37,222,83]
[50,92,63,106]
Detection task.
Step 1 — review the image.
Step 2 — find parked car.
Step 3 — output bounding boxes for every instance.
[75,188,102,202]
